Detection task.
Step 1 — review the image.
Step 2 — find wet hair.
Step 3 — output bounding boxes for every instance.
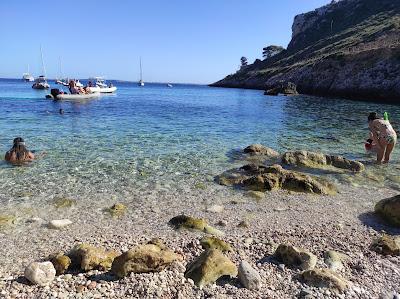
[368,112,379,121]
[8,137,30,162]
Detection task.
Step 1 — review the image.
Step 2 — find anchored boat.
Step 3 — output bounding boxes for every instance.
[88,77,117,93]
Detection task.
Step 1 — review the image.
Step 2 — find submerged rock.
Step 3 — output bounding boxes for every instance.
[168,215,224,235]
[206,205,224,213]
[375,195,400,227]
[238,260,262,290]
[111,239,182,278]
[200,236,233,252]
[48,219,73,229]
[69,243,118,271]
[282,151,364,172]
[371,234,400,256]
[53,197,76,208]
[299,269,350,291]
[247,190,265,200]
[24,261,56,286]
[216,164,336,195]
[274,244,317,270]
[324,250,347,271]
[244,144,279,157]
[105,203,127,217]
[0,214,16,229]
[185,249,238,287]
[50,254,71,275]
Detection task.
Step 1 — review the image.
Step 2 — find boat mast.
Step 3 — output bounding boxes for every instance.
[40,45,47,78]
[140,57,143,82]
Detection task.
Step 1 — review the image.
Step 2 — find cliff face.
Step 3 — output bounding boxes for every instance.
[211,0,400,103]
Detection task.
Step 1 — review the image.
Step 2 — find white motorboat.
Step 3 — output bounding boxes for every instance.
[138,58,144,86]
[167,83,173,88]
[32,75,50,89]
[88,77,117,93]
[75,80,83,87]
[22,65,34,81]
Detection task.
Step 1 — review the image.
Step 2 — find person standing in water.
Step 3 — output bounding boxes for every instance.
[368,112,397,163]
[4,137,35,164]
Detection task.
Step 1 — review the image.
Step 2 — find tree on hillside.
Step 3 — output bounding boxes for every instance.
[240,56,248,67]
[262,45,285,59]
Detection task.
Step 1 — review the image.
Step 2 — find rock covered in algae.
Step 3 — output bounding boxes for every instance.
[299,269,350,291]
[370,234,400,256]
[282,150,364,172]
[216,164,336,195]
[105,203,127,217]
[68,243,118,271]
[111,239,182,278]
[24,261,56,286]
[375,195,400,227]
[200,236,233,252]
[184,248,238,287]
[243,144,279,157]
[168,215,224,235]
[50,254,71,275]
[53,197,76,208]
[274,244,317,270]
[0,214,16,229]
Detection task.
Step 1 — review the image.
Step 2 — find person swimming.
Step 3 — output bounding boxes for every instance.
[5,137,35,164]
[368,112,397,163]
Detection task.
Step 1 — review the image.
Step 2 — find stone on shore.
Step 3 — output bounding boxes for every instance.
[50,254,71,275]
[299,269,350,291]
[375,195,400,227]
[111,239,182,278]
[24,261,56,286]
[238,260,262,290]
[370,235,400,256]
[243,144,279,157]
[184,249,238,287]
[274,244,317,270]
[216,164,336,195]
[0,214,16,229]
[105,203,127,217]
[68,243,118,271]
[48,219,73,229]
[168,215,224,235]
[206,205,224,213]
[282,151,364,172]
[200,236,233,252]
[53,197,76,208]
[324,250,346,271]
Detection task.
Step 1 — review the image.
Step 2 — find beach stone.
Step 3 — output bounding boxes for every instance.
[105,203,127,217]
[375,195,400,227]
[111,239,182,278]
[238,260,261,290]
[324,250,346,271]
[247,190,265,200]
[51,254,71,275]
[243,144,279,157]
[184,249,238,287]
[299,269,350,291]
[24,261,56,286]
[53,197,76,208]
[69,243,119,271]
[216,164,336,195]
[237,220,249,228]
[206,205,224,213]
[282,151,364,172]
[274,244,317,270]
[48,219,73,229]
[371,234,400,256]
[0,214,15,229]
[200,236,233,252]
[168,215,224,235]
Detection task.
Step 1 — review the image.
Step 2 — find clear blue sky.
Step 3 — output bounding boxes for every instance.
[0,0,329,84]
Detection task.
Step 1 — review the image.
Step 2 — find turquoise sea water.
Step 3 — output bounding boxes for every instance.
[0,79,399,210]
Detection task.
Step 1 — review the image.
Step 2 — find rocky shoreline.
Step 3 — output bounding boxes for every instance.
[1,145,400,298]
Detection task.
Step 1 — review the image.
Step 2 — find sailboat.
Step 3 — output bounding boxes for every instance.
[32,46,50,89]
[138,57,144,86]
[22,65,34,82]
[55,57,68,85]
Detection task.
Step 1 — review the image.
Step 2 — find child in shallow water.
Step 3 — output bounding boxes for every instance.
[4,137,35,164]
[367,112,397,163]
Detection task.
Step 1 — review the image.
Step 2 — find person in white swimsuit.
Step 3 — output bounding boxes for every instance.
[368,112,397,163]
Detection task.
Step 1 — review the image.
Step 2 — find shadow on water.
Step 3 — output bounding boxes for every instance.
[358,212,400,236]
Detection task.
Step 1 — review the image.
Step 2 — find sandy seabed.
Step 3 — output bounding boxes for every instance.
[0,182,399,299]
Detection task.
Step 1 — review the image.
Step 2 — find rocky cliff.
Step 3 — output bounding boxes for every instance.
[211,0,400,103]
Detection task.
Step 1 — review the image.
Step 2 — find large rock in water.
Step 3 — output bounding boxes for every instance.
[375,195,400,227]
[68,244,118,271]
[274,244,317,270]
[216,164,336,195]
[264,81,299,96]
[300,269,350,291]
[24,262,56,286]
[282,151,364,172]
[111,239,182,278]
[185,249,238,287]
[243,144,279,157]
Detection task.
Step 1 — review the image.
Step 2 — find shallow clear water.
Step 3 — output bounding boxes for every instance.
[0,79,399,212]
